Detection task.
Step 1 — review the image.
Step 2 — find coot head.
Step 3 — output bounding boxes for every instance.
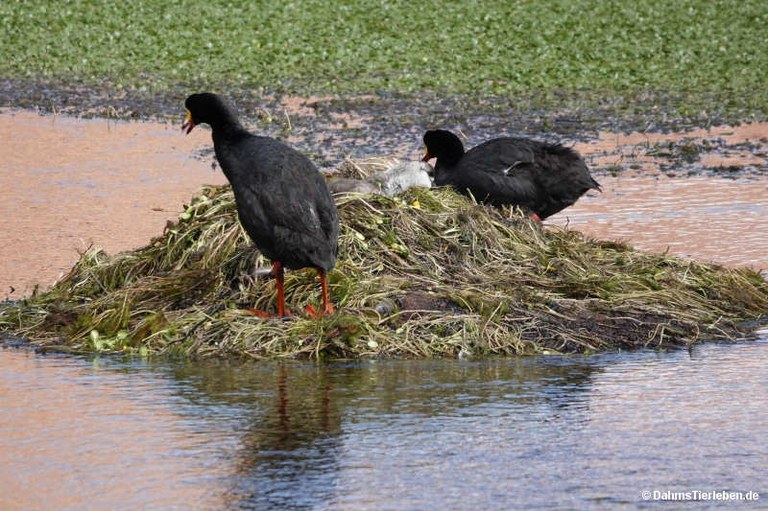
[182,92,238,134]
[422,129,465,166]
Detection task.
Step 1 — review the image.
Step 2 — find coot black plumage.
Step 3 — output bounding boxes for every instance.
[183,92,339,317]
[422,129,600,220]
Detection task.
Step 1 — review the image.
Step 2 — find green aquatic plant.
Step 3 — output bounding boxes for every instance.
[1,159,767,358]
[1,0,767,121]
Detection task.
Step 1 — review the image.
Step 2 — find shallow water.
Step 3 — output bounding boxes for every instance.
[0,109,226,296]
[546,175,768,270]
[558,124,768,271]
[1,334,766,510]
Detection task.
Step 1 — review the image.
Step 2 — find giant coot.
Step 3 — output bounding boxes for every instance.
[183,92,339,317]
[422,129,600,220]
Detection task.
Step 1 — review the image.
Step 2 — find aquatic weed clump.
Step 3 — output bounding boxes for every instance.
[1,159,767,358]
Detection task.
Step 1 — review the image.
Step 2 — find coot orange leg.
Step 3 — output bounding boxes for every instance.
[319,270,334,315]
[246,308,272,319]
[303,270,334,317]
[272,261,290,318]
[245,261,291,318]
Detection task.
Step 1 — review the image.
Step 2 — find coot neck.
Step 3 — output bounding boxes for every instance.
[434,138,465,170]
[209,115,248,141]
[207,112,251,185]
[432,151,463,185]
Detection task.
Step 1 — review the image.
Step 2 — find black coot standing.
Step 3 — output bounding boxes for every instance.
[183,93,339,317]
[422,129,600,221]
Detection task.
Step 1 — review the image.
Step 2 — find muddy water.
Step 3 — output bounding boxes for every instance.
[557,124,768,270]
[2,334,767,510]
[0,110,226,296]
[546,175,768,269]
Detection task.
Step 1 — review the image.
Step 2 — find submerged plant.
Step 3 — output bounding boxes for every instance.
[1,159,767,358]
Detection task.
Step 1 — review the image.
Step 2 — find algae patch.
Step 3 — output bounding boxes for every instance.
[1,159,766,358]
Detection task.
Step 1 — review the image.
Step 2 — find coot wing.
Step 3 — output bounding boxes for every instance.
[527,144,599,218]
[462,137,536,175]
[448,163,538,207]
[456,138,541,207]
[228,141,339,270]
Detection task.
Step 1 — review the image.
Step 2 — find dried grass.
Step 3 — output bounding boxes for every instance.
[2,158,767,358]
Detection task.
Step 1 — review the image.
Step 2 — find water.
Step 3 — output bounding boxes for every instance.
[1,110,767,509]
[0,109,225,296]
[1,336,766,510]
[546,175,768,270]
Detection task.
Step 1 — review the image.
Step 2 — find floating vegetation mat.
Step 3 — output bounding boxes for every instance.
[2,159,767,358]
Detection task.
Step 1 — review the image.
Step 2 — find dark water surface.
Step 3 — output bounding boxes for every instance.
[2,333,766,510]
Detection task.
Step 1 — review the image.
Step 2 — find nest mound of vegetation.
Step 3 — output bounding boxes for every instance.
[2,158,766,358]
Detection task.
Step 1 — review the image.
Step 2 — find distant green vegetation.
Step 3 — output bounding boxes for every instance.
[1,0,767,111]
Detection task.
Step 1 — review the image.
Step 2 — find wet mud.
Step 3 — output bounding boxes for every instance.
[575,124,768,178]
[4,77,764,164]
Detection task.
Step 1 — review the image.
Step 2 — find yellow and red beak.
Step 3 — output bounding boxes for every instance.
[181,109,195,134]
[421,147,432,162]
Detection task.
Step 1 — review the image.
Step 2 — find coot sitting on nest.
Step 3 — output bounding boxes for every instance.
[183,92,339,317]
[422,129,600,221]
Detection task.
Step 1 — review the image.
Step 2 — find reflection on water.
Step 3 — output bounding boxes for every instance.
[2,333,766,510]
[1,110,766,509]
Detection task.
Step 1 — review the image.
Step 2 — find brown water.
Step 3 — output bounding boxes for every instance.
[0,110,226,297]
[556,124,768,270]
[546,175,768,270]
